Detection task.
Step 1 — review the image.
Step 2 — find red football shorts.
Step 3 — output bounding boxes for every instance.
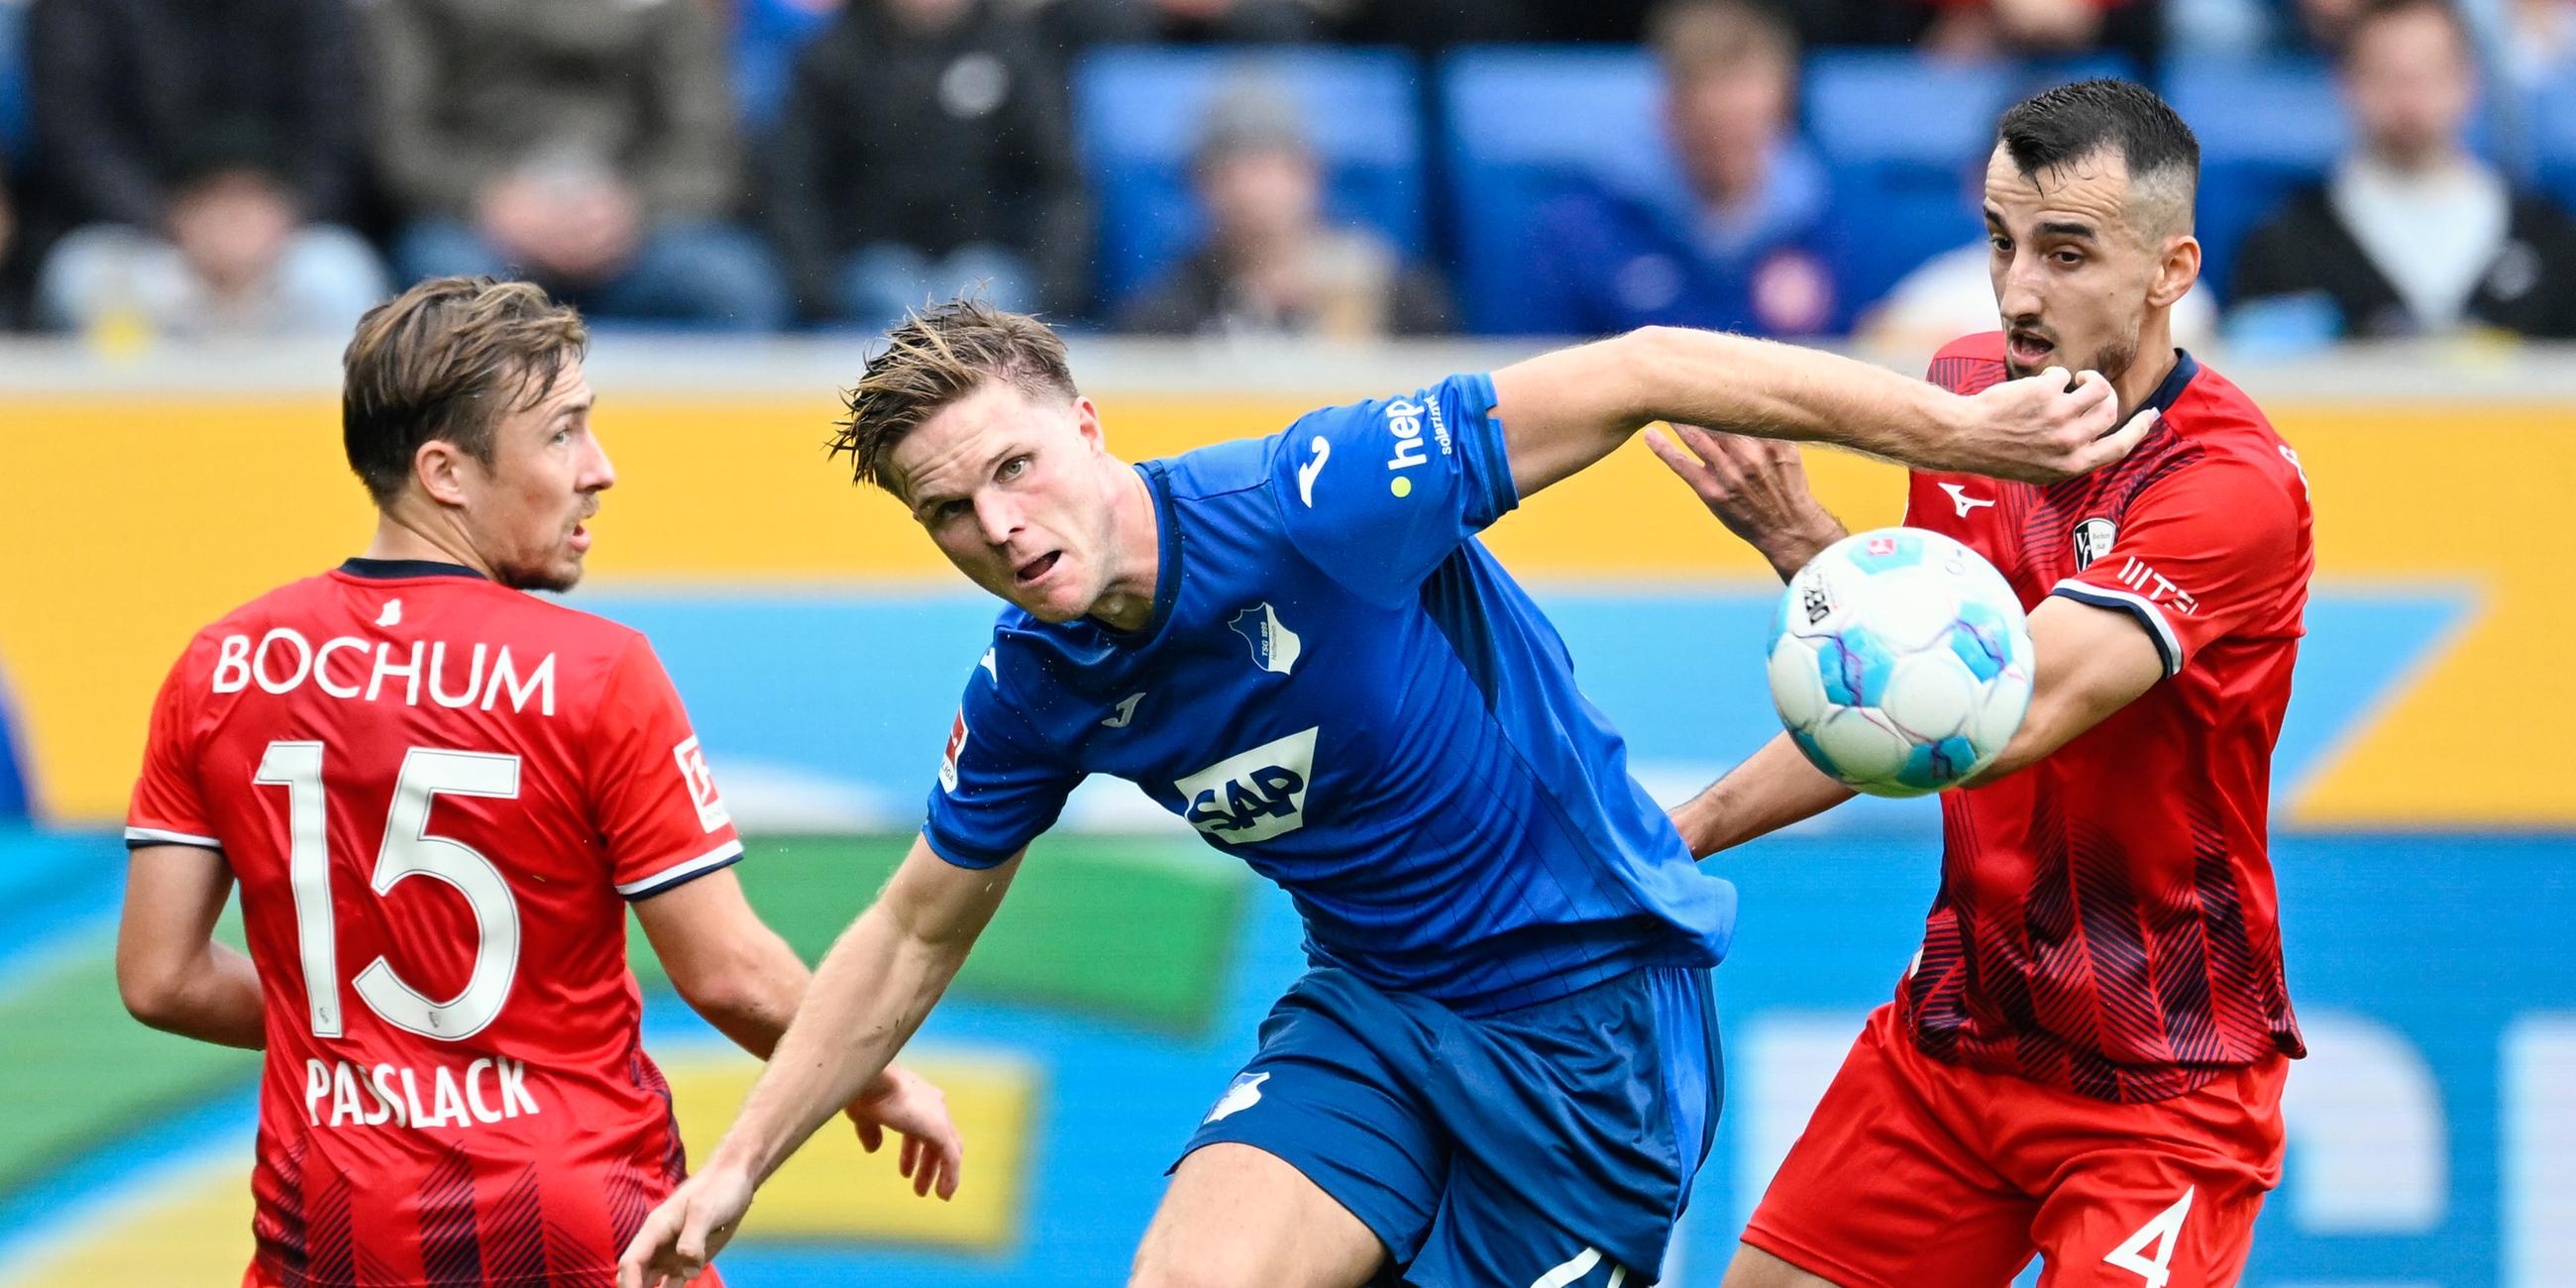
[1741,1003,2288,1288]
[243,1254,723,1286]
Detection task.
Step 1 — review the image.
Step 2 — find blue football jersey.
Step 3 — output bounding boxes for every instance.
[923,374,1737,1014]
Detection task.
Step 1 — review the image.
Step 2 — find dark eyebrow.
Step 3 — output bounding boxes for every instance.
[2036,221,2098,242]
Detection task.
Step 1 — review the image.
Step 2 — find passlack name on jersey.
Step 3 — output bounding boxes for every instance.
[303,1055,543,1131]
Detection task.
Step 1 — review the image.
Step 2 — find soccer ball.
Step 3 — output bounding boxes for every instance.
[1767,527,2033,798]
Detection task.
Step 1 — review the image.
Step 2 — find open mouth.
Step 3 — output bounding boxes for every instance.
[2006,332,2057,369]
[1014,551,1062,587]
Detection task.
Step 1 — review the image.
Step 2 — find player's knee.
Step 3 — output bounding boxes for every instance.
[1127,1238,1272,1288]
[1127,1259,1259,1288]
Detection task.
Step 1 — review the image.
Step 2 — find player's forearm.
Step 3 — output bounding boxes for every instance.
[121,941,265,1050]
[1670,733,1856,858]
[701,905,968,1184]
[1627,329,1968,468]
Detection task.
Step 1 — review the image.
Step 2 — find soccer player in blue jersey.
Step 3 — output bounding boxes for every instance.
[618,304,2154,1288]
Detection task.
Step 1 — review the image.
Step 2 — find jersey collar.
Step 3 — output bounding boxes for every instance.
[2140,349,2200,417]
[1096,461,1183,650]
[337,557,488,582]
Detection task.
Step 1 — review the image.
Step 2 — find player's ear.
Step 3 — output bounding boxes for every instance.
[1073,396,1107,455]
[412,438,474,508]
[2146,234,2200,311]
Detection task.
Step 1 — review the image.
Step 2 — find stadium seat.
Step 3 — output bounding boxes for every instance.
[1073,47,1427,313]
[1805,51,2139,316]
[2531,71,2576,215]
[1438,47,1664,334]
[730,0,838,133]
[2163,58,2350,304]
[0,0,28,168]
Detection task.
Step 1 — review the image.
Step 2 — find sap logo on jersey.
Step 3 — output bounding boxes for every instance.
[672,736,730,832]
[1175,726,1320,844]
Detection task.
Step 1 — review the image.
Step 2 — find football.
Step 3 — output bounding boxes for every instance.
[1767,527,2035,798]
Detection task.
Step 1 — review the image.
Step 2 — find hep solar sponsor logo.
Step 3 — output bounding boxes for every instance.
[1174,726,1319,844]
[1381,395,1450,497]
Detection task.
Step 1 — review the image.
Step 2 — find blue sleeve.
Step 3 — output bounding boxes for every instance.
[1271,372,1518,604]
[919,658,1082,869]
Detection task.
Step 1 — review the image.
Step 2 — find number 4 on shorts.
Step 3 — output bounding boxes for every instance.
[2102,1187,2195,1288]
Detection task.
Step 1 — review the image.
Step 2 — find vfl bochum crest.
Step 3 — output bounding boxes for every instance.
[1227,602,1303,675]
[2074,518,2118,572]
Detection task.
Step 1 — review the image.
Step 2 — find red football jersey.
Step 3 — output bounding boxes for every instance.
[127,559,741,1287]
[1897,335,2313,1104]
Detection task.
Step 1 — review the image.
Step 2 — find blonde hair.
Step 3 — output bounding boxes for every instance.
[341,276,589,504]
[829,298,1078,496]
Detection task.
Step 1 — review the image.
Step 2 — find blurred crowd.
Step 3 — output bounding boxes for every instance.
[0,0,2569,348]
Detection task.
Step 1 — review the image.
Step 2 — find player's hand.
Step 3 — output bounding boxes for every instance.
[1946,368,2159,483]
[617,1164,755,1288]
[1645,423,1842,576]
[844,1062,964,1200]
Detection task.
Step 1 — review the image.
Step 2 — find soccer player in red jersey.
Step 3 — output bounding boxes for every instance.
[1652,82,2314,1286]
[115,276,963,1288]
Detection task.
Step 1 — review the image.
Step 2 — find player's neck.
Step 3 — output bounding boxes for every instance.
[1086,464,1161,633]
[2110,326,2181,420]
[360,509,496,580]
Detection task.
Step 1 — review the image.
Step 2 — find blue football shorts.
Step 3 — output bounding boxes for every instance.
[1173,962,1723,1286]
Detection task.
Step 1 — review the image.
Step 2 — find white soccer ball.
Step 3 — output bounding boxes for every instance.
[1767,527,2034,798]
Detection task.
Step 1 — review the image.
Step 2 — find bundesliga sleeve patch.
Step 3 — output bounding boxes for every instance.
[671,736,731,832]
[939,711,969,794]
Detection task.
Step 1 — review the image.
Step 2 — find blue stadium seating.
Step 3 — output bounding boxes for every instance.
[2531,71,2576,215]
[1438,47,1664,334]
[1805,51,2139,315]
[0,0,28,169]
[1073,47,1428,312]
[2162,57,2349,303]
[731,0,837,133]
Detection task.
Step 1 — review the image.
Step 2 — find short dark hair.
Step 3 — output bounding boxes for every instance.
[1995,79,2200,236]
[2341,0,2474,65]
[830,298,1079,496]
[342,276,589,505]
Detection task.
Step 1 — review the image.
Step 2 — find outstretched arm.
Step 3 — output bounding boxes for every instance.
[1670,597,2169,858]
[117,845,263,1049]
[1670,734,1856,859]
[633,870,961,1191]
[620,838,1020,1288]
[1487,327,2154,501]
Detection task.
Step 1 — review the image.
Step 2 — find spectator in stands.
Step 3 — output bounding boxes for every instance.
[24,0,388,338]
[1038,0,1325,48]
[1525,0,1842,338]
[370,0,789,331]
[1116,86,1449,338]
[2230,0,2576,341]
[769,0,1089,327]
